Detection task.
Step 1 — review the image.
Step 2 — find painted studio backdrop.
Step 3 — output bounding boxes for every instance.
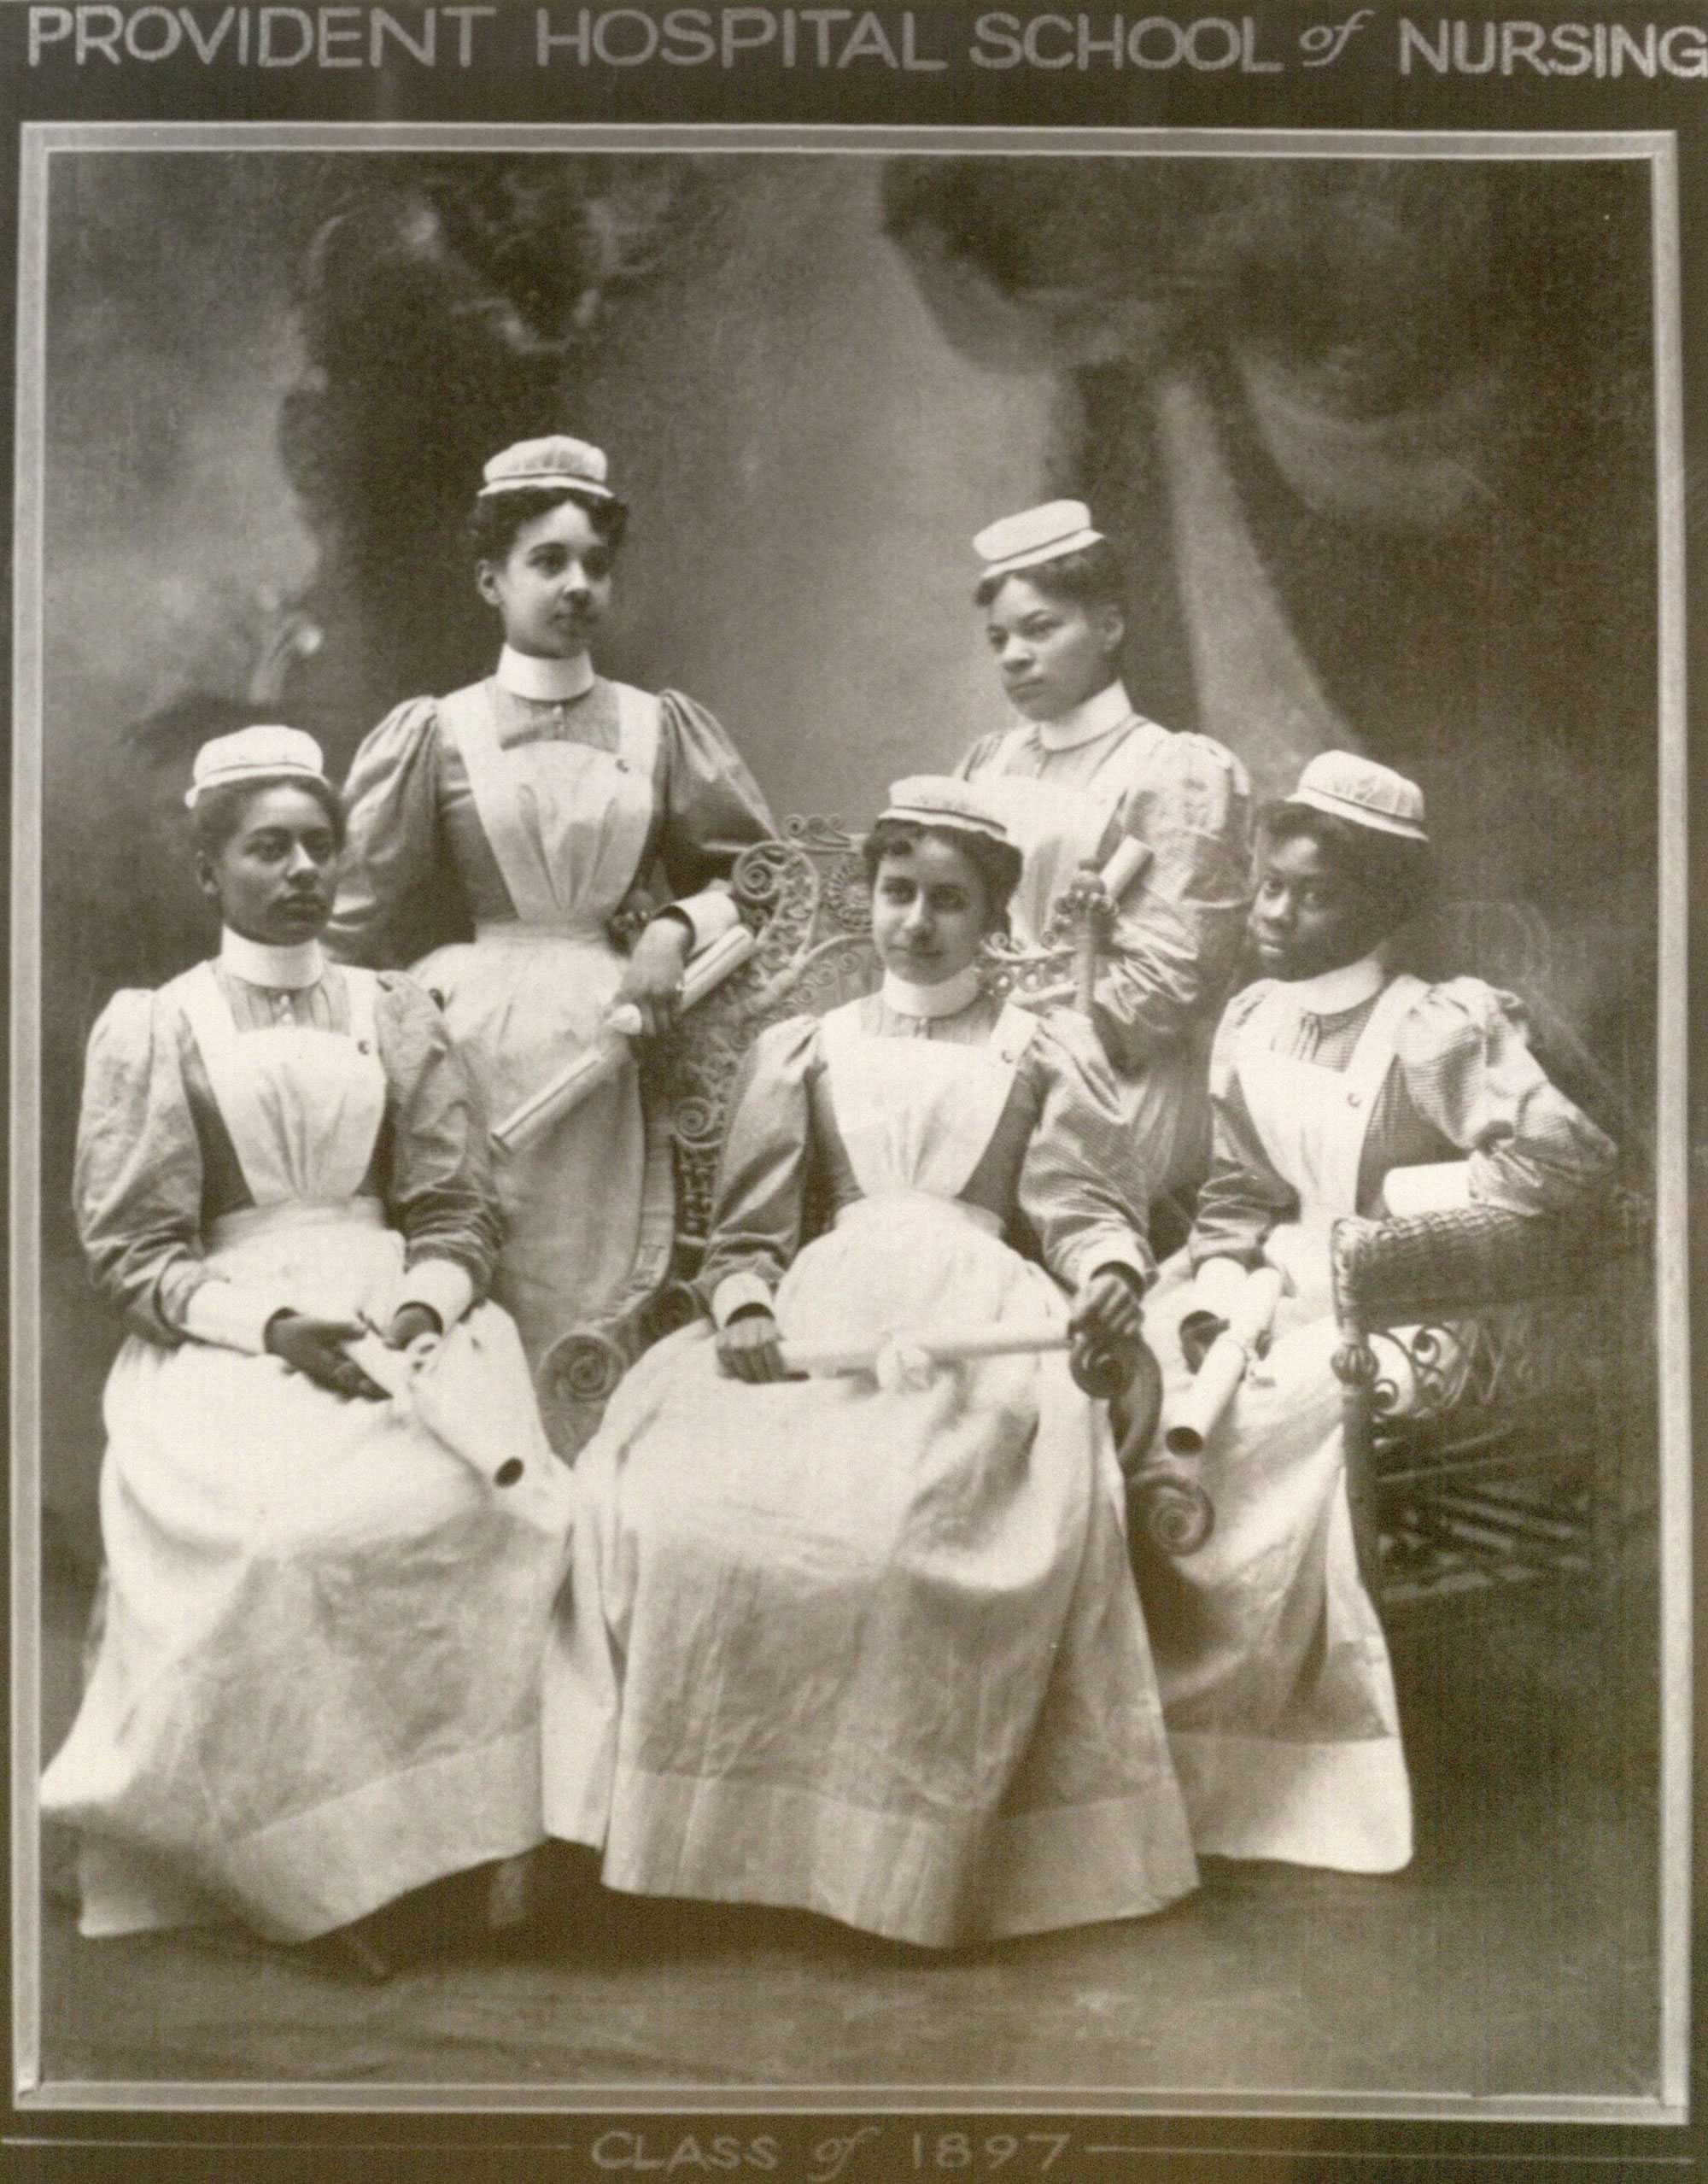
[38,144,1657,1551]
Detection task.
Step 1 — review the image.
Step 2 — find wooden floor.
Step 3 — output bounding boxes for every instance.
[30,1560,1663,2103]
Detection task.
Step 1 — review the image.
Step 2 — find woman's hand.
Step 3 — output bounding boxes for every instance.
[1070,1266,1145,1353]
[385,1303,442,1352]
[716,1306,793,1385]
[1178,1309,1229,1375]
[612,916,692,1039]
[265,1312,389,1401]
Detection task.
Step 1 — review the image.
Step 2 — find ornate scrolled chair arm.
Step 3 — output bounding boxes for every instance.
[1108,1335,1215,1558]
[539,1278,705,1461]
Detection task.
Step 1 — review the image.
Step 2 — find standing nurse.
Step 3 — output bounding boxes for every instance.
[330,437,775,1399]
[957,501,1253,1201]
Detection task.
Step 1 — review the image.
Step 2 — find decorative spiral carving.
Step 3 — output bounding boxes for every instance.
[1135,1474,1215,1558]
[732,844,783,906]
[1073,1326,1163,1412]
[1370,1373,1403,1417]
[542,1327,626,1407]
[670,1095,720,1149]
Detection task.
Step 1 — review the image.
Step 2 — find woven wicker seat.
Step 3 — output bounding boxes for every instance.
[1327,899,1652,1622]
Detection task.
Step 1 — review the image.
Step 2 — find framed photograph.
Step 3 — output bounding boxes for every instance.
[6,6,1696,2177]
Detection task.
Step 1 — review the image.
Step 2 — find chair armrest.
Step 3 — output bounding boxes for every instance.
[1331,1191,1647,1336]
[536,1261,703,1462]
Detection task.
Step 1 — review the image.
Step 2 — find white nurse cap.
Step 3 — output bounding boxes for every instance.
[184,725,327,809]
[1284,751,1429,842]
[972,499,1104,578]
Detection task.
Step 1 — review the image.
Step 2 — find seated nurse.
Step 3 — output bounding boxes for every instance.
[1132,752,1617,1875]
[541,776,1199,1949]
[42,728,574,1963]
[956,500,1254,1199]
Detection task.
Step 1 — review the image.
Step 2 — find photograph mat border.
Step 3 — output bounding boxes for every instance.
[8,119,1691,2124]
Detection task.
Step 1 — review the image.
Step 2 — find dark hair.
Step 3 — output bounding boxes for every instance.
[974,536,1125,613]
[862,817,1023,935]
[191,772,345,860]
[466,483,630,567]
[1260,801,1435,938]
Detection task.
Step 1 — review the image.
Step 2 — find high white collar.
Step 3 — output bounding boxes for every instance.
[496,645,595,704]
[220,927,326,991]
[1275,951,1389,1016]
[1032,679,1135,754]
[880,963,986,1019]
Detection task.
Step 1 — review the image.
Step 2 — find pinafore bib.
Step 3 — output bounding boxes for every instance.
[418,678,672,1386]
[1237,973,1426,1314]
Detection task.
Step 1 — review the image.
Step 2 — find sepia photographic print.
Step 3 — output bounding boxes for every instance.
[3,15,1696,2174]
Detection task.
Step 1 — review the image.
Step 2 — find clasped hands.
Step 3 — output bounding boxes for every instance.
[264,1302,442,1402]
[715,1264,1144,1387]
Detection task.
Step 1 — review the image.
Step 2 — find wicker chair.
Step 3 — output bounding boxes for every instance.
[1328,901,1653,1622]
[535,818,1189,1536]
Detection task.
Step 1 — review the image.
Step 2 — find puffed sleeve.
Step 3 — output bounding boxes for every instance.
[74,990,211,1345]
[652,689,778,952]
[1392,978,1618,1215]
[1187,986,1299,1270]
[329,698,468,969]
[1015,1013,1156,1295]
[694,1016,819,1325]
[372,972,502,1326]
[952,730,1009,784]
[1095,732,1254,1073]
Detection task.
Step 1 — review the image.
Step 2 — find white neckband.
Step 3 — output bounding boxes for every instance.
[1034,679,1133,753]
[1278,951,1388,1015]
[880,963,986,1019]
[496,645,595,703]
[220,928,326,991]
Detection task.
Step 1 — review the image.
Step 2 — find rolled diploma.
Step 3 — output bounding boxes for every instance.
[492,922,757,1153]
[340,1332,527,1489]
[1380,1160,1474,1217]
[1162,1266,1284,1455]
[778,1320,1070,1379]
[1098,834,1150,901]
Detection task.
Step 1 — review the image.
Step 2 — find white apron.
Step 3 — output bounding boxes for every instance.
[42,963,575,1942]
[541,1000,1197,1947]
[1134,977,1421,1874]
[975,750,1210,1197]
[416,681,673,1387]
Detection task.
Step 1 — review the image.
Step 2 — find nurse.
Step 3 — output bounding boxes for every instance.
[43,727,574,1964]
[957,500,1254,1201]
[1134,752,1617,1873]
[541,777,1198,1948]
[330,436,776,1396]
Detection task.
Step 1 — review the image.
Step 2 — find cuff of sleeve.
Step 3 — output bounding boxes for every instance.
[1382,1160,1475,1217]
[397,1257,477,1332]
[711,1271,774,1330]
[179,1278,288,1355]
[670,887,740,953]
[1191,1256,1251,1320]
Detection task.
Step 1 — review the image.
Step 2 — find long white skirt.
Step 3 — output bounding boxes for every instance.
[542,1195,1198,1948]
[417,925,672,1386]
[1133,1253,1413,1874]
[41,1202,576,1942]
